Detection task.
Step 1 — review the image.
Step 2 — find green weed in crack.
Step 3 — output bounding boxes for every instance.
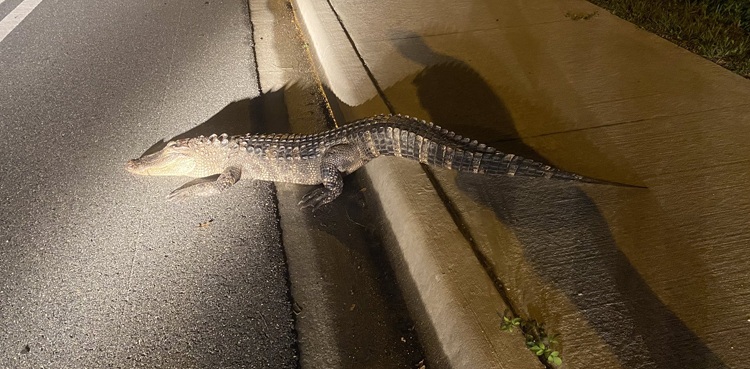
[500,311,563,368]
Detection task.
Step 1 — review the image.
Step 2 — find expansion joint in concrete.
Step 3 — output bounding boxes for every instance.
[245,0,264,95]
[287,2,339,130]
[267,181,303,363]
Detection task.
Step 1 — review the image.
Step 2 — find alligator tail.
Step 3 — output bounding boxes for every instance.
[425,146,645,188]
[365,115,644,188]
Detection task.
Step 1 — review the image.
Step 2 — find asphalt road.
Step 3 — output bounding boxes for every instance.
[0,0,297,367]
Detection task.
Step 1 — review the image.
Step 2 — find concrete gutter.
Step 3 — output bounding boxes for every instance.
[288,1,542,368]
[248,1,428,367]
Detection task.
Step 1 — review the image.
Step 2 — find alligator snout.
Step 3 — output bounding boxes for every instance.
[125,158,145,174]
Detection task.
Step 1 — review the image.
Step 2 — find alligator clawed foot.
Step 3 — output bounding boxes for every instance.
[298,187,334,211]
[167,187,193,201]
[167,182,223,201]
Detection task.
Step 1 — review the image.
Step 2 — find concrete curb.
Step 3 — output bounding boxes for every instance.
[289,1,543,368]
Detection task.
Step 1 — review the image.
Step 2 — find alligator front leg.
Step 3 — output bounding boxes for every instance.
[167,166,242,201]
[299,144,363,210]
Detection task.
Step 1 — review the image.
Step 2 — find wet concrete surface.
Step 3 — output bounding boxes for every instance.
[0,0,296,367]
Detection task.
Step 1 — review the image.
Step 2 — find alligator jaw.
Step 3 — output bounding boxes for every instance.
[126,151,196,177]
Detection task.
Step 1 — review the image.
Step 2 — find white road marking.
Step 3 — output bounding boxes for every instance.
[0,0,45,44]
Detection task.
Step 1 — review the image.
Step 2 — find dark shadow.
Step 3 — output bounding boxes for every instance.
[395,34,727,369]
[394,33,545,162]
[458,175,725,369]
[139,86,294,157]
[296,174,426,368]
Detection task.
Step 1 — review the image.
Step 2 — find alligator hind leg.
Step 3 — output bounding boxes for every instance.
[298,163,344,210]
[299,144,363,210]
[167,166,242,201]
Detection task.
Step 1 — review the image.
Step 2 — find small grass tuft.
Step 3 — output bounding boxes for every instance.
[500,312,563,368]
[588,0,750,77]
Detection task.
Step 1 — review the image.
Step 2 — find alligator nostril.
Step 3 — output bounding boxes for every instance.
[125,159,139,173]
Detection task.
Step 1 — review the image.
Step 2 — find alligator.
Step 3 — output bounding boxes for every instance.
[127,114,635,210]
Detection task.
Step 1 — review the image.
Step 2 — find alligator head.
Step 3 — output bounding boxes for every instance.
[126,140,197,177]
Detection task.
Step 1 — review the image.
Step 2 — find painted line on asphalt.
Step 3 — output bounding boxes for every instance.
[0,0,44,44]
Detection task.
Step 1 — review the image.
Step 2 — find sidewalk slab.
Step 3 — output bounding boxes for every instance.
[292,0,750,368]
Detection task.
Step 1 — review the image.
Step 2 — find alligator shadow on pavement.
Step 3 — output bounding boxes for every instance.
[137,86,295,157]
[395,34,726,369]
